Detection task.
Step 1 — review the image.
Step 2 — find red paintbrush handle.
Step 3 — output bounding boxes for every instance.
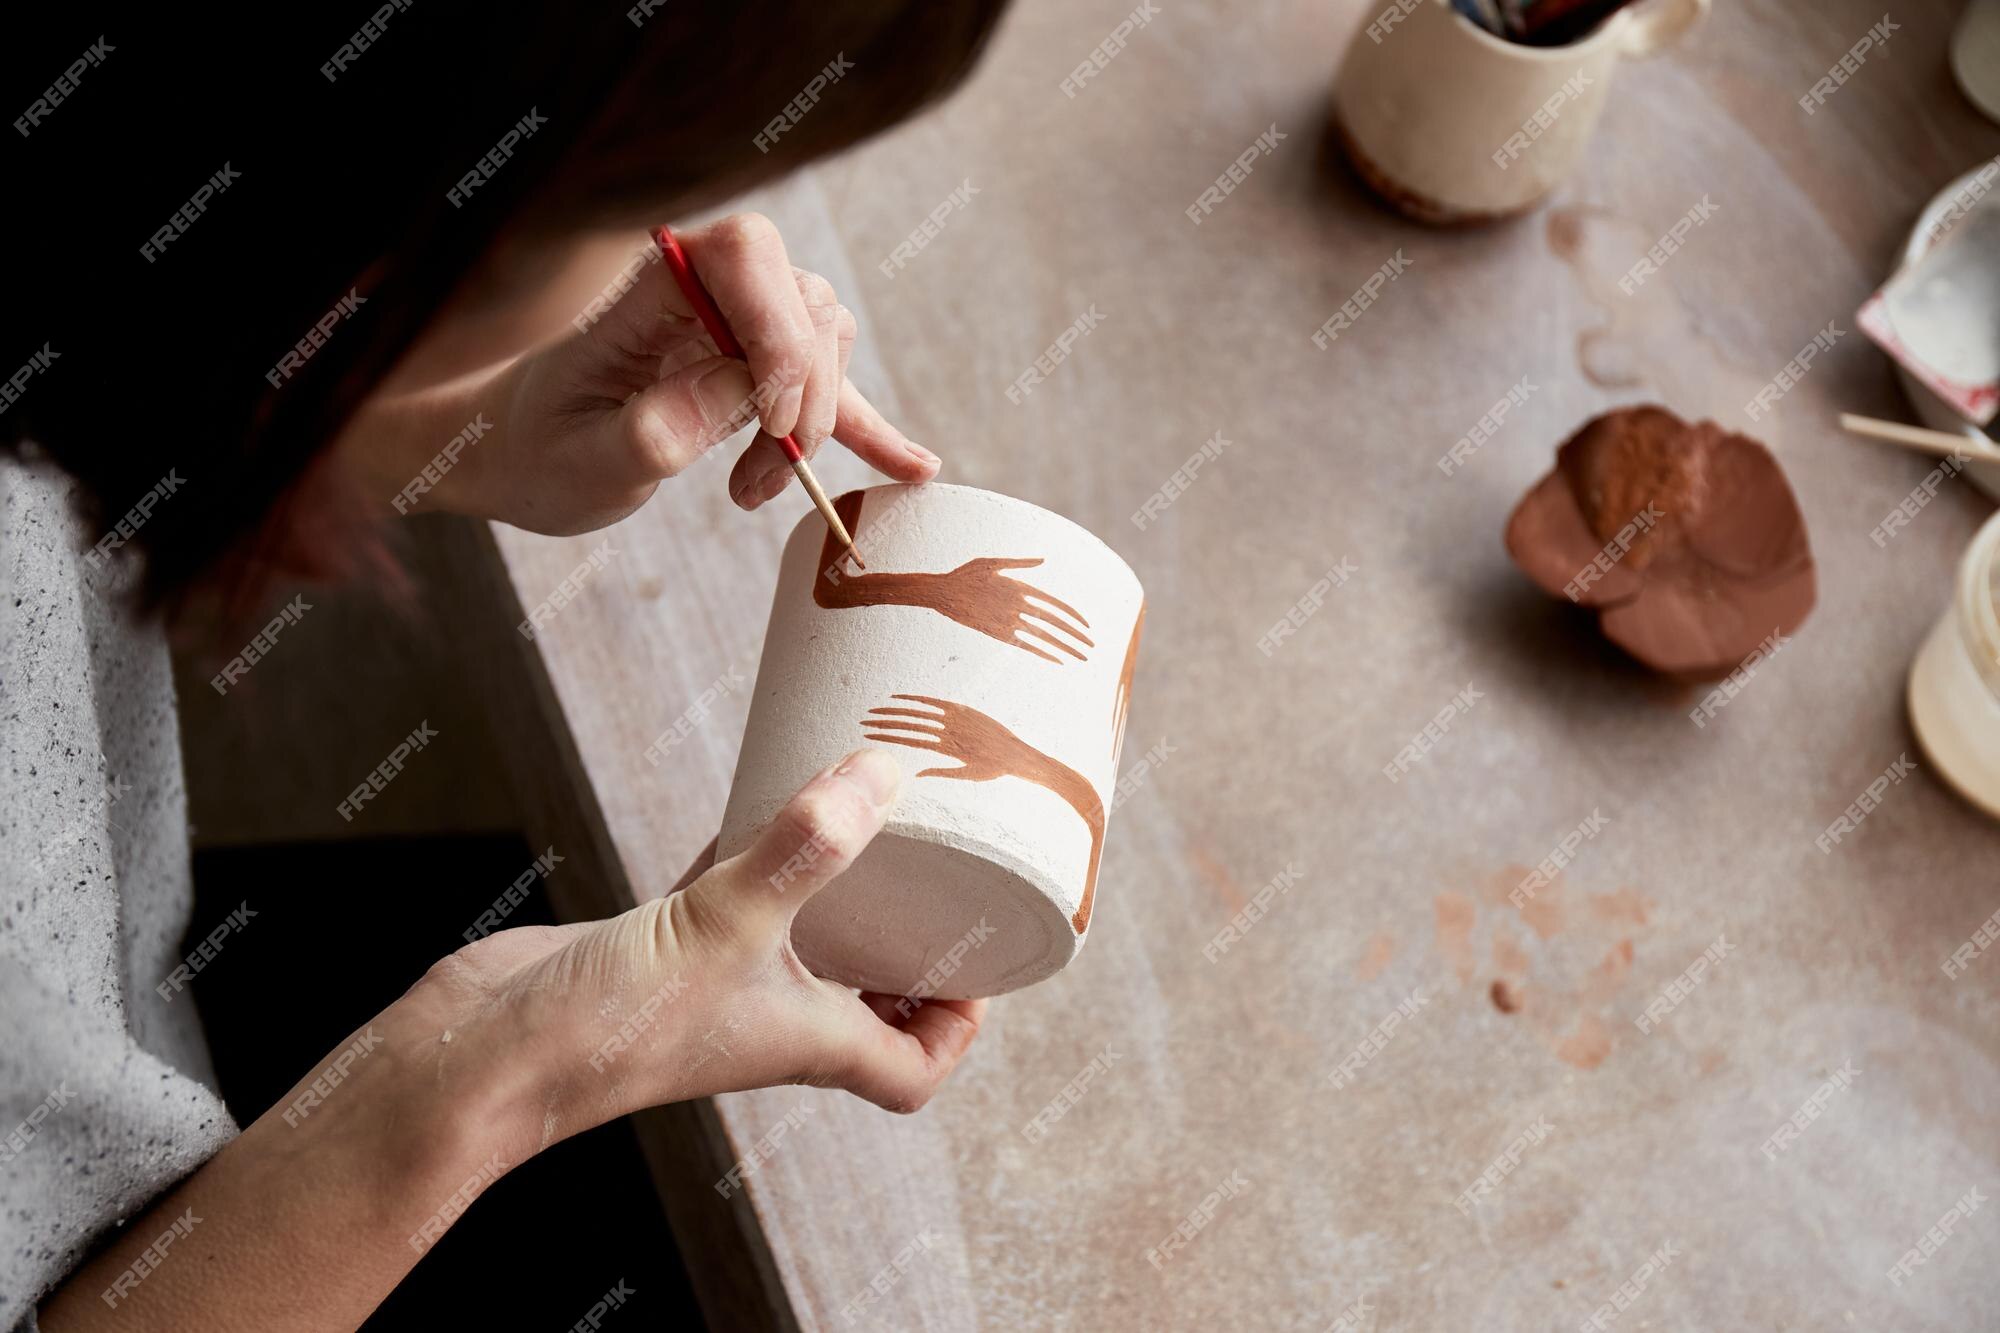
[653,225,804,464]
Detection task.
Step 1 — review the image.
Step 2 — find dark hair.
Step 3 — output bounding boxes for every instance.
[5,2,1005,617]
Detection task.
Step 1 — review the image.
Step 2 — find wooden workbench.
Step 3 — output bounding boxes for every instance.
[448,0,2000,1325]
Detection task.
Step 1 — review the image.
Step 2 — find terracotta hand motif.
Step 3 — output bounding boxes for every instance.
[1110,604,1144,767]
[816,491,1094,664]
[863,694,1106,933]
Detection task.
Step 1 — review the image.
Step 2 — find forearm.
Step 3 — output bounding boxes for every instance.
[33,755,988,1327]
[334,358,517,520]
[814,570,916,611]
[39,982,536,1332]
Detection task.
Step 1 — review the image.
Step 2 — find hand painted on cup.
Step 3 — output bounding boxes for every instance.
[815,489,1096,663]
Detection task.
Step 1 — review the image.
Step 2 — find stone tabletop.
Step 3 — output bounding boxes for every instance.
[481,0,2000,1326]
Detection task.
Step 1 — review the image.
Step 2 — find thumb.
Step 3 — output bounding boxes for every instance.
[697,749,901,935]
[623,355,760,479]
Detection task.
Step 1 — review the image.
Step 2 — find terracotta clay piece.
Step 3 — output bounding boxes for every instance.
[1505,406,1816,678]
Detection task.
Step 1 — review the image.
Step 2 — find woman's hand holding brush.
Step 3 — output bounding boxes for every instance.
[338,212,938,534]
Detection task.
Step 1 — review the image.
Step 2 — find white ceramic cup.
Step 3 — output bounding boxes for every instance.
[1909,508,2000,821]
[1953,0,2000,125]
[1334,0,1709,222]
[718,483,1146,999]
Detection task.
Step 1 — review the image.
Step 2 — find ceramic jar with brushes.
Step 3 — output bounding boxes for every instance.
[1333,0,1708,223]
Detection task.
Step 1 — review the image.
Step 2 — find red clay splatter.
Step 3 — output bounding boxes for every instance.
[1477,867,1519,907]
[1435,893,1477,984]
[1493,923,1530,975]
[1590,887,1650,928]
[1580,939,1635,1006]
[1517,878,1566,940]
[1491,979,1522,1013]
[1556,1014,1613,1070]
[1357,932,1396,981]
[1189,845,1249,915]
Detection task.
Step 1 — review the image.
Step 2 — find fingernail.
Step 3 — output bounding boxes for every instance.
[755,466,793,503]
[734,465,779,509]
[767,384,804,439]
[834,749,899,809]
[695,364,755,429]
[907,442,940,467]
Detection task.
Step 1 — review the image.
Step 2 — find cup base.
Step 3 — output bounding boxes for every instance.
[790,823,1080,999]
[1333,112,1545,227]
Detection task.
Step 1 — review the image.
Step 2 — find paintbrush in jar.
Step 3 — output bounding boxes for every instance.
[651,224,863,568]
[1499,0,1640,45]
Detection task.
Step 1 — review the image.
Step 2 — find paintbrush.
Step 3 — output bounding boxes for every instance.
[1839,412,2000,462]
[1451,0,1507,35]
[651,225,863,567]
[1498,0,1639,44]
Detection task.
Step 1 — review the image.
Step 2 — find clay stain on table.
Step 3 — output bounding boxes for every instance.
[1589,887,1650,929]
[1543,204,1775,421]
[1586,938,1637,995]
[1435,892,1478,983]
[1492,923,1530,975]
[1418,872,1655,1069]
[1494,864,1566,939]
[1546,205,1645,388]
[1189,843,1249,915]
[1555,1014,1613,1070]
[1356,931,1397,981]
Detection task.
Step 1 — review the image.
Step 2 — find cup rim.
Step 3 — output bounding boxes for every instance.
[1444,0,1631,61]
[818,480,1145,599]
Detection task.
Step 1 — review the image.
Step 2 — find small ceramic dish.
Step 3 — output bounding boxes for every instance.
[1889,160,2000,499]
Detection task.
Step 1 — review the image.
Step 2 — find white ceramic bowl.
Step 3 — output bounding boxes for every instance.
[1894,160,2000,500]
